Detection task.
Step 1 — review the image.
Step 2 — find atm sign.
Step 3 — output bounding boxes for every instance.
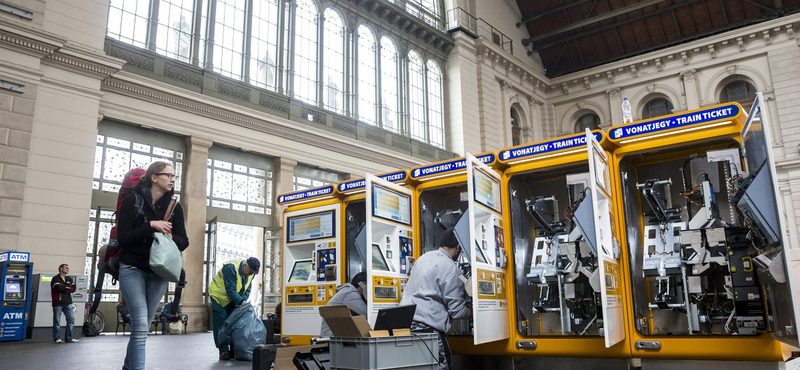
[0,252,29,263]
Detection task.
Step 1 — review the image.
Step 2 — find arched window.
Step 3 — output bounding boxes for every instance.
[642,98,674,120]
[293,0,318,104]
[322,9,345,113]
[381,37,400,133]
[250,0,280,91]
[510,107,521,146]
[357,26,377,125]
[719,80,757,112]
[427,60,444,148]
[575,113,600,133]
[408,51,426,142]
[213,0,247,79]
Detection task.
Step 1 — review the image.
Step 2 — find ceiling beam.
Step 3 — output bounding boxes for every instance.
[529,0,705,52]
[523,0,669,45]
[517,0,593,28]
[743,0,775,11]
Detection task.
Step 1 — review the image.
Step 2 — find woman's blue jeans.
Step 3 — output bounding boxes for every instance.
[119,263,168,370]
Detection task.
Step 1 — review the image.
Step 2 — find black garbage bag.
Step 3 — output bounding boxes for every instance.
[217,303,267,361]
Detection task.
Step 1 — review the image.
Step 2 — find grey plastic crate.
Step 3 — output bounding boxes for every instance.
[329,333,439,370]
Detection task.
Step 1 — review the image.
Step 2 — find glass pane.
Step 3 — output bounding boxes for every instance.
[93,146,103,179]
[206,167,212,197]
[133,142,150,152]
[249,205,265,214]
[233,203,246,211]
[107,137,131,149]
[98,222,114,248]
[358,26,377,125]
[293,0,318,104]
[408,51,426,142]
[233,164,247,173]
[93,181,100,190]
[250,168,266,177]
[322,9,345,113]
[87,221,96,254]
[155,0,195,62]
[131,153,152,170]
[215,160,232,170]
[427,60,444,148]
[213,0,246,79]
[175,161,183,193]
[107,0,150,48]
[85,257,93,277]
[102,183,122,192]
[100,211,116,220]
[231,173,248,202]
[97,135,105,143]
[103,148,131,182]
[248,177,266,204]
[153,146,174,158]
[212,200,231,209]
[250,0,280,91]
[213,170,232,199]
[380,37,399,133]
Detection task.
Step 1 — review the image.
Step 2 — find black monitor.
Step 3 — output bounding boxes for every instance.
[371,244,390,271]
[373,304,416,334]
[288,260,313,282]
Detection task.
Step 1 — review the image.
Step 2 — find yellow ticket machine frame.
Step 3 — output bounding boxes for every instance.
[278,185,339,346]
[497,131,631,359]
[609,97,800,361]
[410,152,514,355]
[335,171,412,326]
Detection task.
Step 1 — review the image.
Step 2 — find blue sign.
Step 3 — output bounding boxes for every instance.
[499,132,603,162]
[0,252,29,263]
[277,186,334,204]
[610,104,739,141]
[337,171,407,192]
[411,153,495,179]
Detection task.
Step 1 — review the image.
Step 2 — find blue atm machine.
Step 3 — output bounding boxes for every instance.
[0,251,33,342]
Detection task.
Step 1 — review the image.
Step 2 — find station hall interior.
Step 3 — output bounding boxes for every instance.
[2,0,800,369]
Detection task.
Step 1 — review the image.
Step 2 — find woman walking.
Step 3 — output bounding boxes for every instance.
[117,161,189,370]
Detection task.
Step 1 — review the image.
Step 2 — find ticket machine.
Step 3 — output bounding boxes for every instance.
[334,171,411,324]
[498,131,629,362]
[0,251,33,342]
[410,152,512,354]
[610,97,800,363]
[278,185,339,345]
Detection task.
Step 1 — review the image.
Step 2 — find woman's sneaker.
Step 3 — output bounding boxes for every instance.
[55,339,63,343]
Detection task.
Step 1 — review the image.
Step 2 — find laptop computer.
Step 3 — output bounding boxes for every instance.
[373,304,417,335]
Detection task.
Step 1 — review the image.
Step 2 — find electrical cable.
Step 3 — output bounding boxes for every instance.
[412,332,440,365]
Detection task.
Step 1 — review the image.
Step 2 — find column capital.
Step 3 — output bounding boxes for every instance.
[680,68,697,80]
[185,136,213,151]
[276,157,298,169]
[606,87,621,98]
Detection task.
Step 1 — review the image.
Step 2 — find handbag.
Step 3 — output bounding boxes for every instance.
[149,196,182,282]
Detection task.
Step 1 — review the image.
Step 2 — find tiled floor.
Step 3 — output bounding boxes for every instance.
[0,332,252,369]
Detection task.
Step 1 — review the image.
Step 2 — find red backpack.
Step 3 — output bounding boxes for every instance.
[104,168,147,279]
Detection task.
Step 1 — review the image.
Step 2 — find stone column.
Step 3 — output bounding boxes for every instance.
[681,69,700,110]
[527,96,543,142]
[269,157,297,295]
[182,136,212,332]
[606,87,622,126]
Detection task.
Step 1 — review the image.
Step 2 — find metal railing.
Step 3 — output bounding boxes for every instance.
[384,0,446,32]
[446,7,513,55]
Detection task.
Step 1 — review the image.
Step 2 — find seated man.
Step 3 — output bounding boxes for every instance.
[160,301,183,334]
[319,272,367,338]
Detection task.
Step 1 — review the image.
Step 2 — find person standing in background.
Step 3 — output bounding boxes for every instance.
[51,263,79,343]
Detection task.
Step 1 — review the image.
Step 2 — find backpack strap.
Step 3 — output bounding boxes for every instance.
[133,193,148,223]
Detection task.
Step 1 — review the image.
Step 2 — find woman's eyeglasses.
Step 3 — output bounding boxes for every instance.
[156,173,179,180]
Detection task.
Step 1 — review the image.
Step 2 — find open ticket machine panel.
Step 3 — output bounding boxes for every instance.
[365,175,414,326]
[466,154,510,345]
[584,130,625,348]
[279,186,340,341]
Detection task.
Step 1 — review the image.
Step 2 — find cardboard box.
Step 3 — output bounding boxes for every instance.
[273,344,326,370]
[319,305,411,338]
